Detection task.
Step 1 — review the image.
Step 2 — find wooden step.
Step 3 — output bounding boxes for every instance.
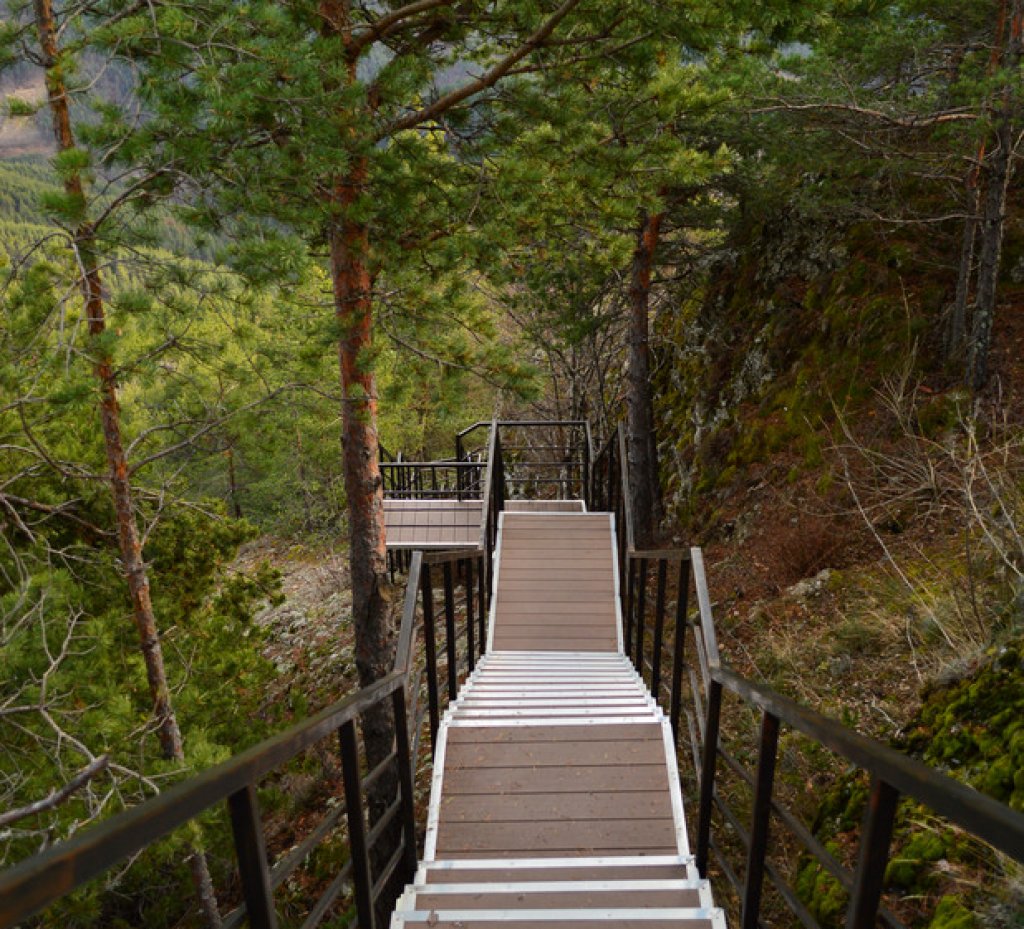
[400,880,709,910]
[417,856,696,884]
[392,908,723,928]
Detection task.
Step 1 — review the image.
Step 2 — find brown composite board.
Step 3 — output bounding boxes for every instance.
[497,580,617,594]
[497,588,616,602]
[422,863,689,883]
[488,638,617,651]
[434,818,678,853]
[445,724,664,744]
[441,764,670,794]
[439,791,671,822]
[439,847,681,861]
[493,610,617,623]
[411,888,703,909]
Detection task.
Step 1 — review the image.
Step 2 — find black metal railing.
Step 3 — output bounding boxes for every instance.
[0,543,490,929]
[592,418,1024,929]
[623,542,1024,929]
[380,459,485,500]
[456,420,591,502]
[592,421,634,593]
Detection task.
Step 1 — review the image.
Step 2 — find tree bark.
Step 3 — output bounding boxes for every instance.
[328,164,392,693]
[967,1,1023,391]
[33,3,221,925]
[626,207,664,547]
[945,174,979,360]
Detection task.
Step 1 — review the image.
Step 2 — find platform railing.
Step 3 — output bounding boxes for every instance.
[380,459,485,500]
[0,544,489,929]
[456,419,591,503]
[592,421,634,596]
[622,537,1024,929]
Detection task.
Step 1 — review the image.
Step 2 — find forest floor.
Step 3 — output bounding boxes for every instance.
[233,537,360,718]
[688,303,1024,740]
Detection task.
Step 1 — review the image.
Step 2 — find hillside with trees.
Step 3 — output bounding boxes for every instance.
[1,0,1022,927]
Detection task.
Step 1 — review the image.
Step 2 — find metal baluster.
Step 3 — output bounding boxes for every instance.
[696,678,723,877]
[392,688,419,883]
[670,559,690,745]
[477,554,487,654]
[742,712,780,929]
[846,778,900,929]
[635,558,648,672]
[420,565,440,753]
[443,562,457,700]
[625,557,636,656]
[227,784,277,929]
[339,721,374,929]
[465,558,475,672]
[651,559,668,698]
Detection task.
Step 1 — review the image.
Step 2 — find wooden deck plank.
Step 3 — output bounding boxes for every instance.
[445,724,664,744]
[410,888,703,909]
[435,819,678,853]
[441,765,671,794]
[439,791,671,822]
[489,638,618,651]
[421,863,689,883]
[437,848,681,861]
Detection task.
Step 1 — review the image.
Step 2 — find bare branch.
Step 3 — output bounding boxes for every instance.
[0,756,110,828]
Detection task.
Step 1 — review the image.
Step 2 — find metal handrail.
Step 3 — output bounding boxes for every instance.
[0,540,492,929]
[623,538,1024,929]
[0,671,406,929]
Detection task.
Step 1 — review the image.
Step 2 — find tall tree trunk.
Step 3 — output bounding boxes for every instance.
[967,2,1023,390]
[946,0,1008,363]
[327,161,393,752]
[626,208,664,547]
[34,3,220,925]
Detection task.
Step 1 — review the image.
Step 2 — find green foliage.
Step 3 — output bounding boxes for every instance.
[793,641,1024,928]
[904,640,1024,812]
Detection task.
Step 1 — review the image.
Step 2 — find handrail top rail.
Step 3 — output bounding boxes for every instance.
[456,419,589,439]
[422,548,483,565]
[710,663,1024,862]
[0,670,406,917]
[380,460,481,468]
[628,547,692,562]
[1,536,490,927]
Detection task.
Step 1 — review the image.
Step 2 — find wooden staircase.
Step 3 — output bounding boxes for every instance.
[390,509,725,928]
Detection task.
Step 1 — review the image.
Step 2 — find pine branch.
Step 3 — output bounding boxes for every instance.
[382,0,583,139]
[347,0,454,58]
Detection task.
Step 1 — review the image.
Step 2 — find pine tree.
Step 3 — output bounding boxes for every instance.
[107,0,660,771]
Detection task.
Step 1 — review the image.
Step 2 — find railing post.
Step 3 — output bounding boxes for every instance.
[391,688,420,883]
[670,558,690,745]
[227,784,277,929]
[742,712,780,929]
[651,559,668,699]
[846,778,900,929]
[339,720,374,929]
[420,566,440,754]
[443,562,457,700]
[696,678,722,877]
[465,557,475,672]
[477,553,487,654]
[634,558,648,672]
[624,557,636,657]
